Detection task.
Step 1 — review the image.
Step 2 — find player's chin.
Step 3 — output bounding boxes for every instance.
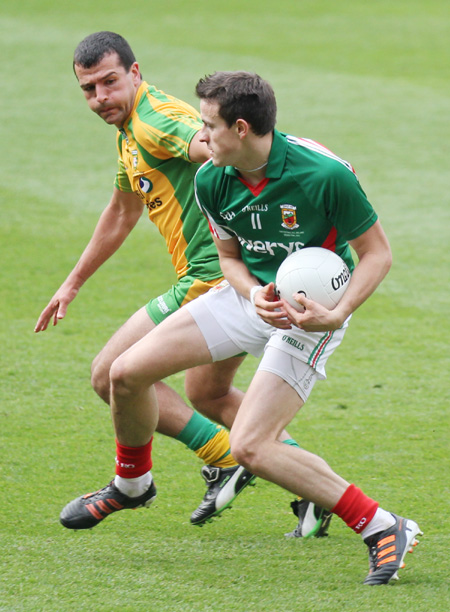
[210,153,228,167]
[97,109,120,125]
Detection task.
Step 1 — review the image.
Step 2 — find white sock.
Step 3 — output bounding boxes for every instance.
[361,508,396,540]
[114,472,153,498]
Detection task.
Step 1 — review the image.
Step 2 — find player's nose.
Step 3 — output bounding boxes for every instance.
[198,126,209,143]
[96,85,109,103]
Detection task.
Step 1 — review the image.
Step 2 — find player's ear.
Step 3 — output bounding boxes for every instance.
[235,118,250,139]
[130,62,141,84]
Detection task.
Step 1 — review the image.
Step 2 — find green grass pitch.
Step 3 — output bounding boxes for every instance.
[1,1,449,610]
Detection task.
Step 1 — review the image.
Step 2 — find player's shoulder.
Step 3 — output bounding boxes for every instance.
[284,134,354,165]
[285,134,358,188]
[138,82,201,120]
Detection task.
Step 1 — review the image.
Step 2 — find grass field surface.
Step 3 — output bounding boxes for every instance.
[1,1,449,610]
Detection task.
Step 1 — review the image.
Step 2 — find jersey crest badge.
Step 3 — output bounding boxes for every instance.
[281,204,299,230]
[139,177,153,194]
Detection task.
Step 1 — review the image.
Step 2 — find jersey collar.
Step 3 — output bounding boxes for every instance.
[224,129,287,179]
[123,81,148,129]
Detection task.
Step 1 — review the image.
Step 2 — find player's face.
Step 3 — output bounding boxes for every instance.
[75,53,141,128]
[199,100,242,167]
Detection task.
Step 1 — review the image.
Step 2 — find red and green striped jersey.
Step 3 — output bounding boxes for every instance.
[195,130,378,285]
[115,81,221,281]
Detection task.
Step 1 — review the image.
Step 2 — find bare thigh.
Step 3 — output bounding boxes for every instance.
[111,307,213,387]
[231,370,303,447]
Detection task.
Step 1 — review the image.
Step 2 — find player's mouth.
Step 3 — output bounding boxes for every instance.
[98,106,117,117]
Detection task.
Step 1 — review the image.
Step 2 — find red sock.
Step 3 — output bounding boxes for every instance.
[331,484,379,534]
[115,438,153,479]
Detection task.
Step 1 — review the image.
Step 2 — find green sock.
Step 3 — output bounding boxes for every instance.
[283,438,301,448]
[176,411,220,450]
[176,411,236,468]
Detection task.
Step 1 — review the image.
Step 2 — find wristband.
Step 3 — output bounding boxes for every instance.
[250,285,263,306]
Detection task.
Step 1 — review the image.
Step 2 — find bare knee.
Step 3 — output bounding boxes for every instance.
[185,363,244,428]
[109,356,143,400]
[186,381,225,415]
[185,379,207,408]
[91,352,112,404]
[186,383,240,428]
[229,430,262,473]
[185,367,221,406]
[90,306,156,404]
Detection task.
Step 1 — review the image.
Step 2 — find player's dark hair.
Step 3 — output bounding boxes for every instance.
[73,31,136,72]
[195,71,277,136]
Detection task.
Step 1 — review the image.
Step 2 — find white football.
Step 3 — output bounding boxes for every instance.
[275,247,351,312]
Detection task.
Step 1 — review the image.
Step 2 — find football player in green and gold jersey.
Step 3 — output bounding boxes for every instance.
[34,32,250,527]
[35,33,326,535]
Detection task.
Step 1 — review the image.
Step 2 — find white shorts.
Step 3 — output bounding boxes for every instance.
[185,281,350,401]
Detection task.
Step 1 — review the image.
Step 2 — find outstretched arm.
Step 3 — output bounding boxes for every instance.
[34,188,144,332]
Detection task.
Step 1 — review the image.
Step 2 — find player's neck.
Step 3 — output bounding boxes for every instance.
[233,132,272,185]
[235,166,268,186]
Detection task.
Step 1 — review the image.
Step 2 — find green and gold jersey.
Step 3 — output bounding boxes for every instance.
[115,81,222,281]
[195,130,378,285]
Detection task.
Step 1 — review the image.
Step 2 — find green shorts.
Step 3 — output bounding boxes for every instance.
[146,274,223,325]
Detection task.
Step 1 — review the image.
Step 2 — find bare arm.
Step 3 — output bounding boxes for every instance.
[284,220,392,331]
[34,188,144,332]
[188,131,210,164]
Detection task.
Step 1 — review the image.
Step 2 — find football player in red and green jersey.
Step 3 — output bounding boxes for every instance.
[97,71,422,584]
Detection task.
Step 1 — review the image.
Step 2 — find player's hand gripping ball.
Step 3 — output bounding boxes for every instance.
[275,247,350,312]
